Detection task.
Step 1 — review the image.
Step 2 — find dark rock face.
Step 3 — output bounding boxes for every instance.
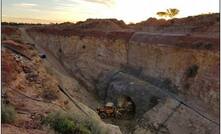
[96,71,166,116]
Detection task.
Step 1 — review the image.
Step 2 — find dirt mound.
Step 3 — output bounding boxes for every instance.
[130,13,219,37]
[132,13,219,28]
[46,19,129,32]
[129,17,169,28]
[73,19,128,31]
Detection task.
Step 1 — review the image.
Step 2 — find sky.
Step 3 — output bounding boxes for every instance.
[2,0,220,24]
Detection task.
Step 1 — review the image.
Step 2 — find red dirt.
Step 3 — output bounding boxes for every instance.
[2,49,22,86]
[2,40,34,58]
[2,27,20,36]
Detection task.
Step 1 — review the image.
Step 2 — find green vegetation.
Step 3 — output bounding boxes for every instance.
[42,112,91,134]
[157,8,180,18]
[2,104,16,123]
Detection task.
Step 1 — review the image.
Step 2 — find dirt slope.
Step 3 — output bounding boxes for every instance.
[2,26,122,134]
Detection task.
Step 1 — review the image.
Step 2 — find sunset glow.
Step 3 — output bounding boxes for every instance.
[2,0,219,24]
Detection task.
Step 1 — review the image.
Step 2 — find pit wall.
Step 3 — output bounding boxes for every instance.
[128,33,219,114]
[29,32,128,89]
[27,30,219,115]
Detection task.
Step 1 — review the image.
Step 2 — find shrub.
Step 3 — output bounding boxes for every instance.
[2,104,16,123]
[52,117,76,133]
[42,112,91,134]
[78,124,92,134]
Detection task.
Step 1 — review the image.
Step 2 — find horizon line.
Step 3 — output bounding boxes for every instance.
[2,12,219,25]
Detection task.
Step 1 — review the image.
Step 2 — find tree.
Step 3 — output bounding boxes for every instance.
[157,8,180,18]
[167,8,179,18]
[156,12,167,17]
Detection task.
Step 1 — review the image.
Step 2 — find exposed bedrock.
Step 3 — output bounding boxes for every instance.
[27,30,130,90]
[27,28,219,117]
[128,32,219,115]
[97,71,166,116]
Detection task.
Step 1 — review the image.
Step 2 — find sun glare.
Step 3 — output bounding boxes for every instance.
[113,0,150,23]
[2,0,219,24]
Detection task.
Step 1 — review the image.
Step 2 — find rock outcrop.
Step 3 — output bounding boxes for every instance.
[97,71,166,116]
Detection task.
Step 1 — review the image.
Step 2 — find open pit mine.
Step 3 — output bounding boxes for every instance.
[1,13,219,134]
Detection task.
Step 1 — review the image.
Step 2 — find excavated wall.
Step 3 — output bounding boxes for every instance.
[27,28,219,117]
[128,32,219,114]
[96,71,167,116]
[28,31,129,90]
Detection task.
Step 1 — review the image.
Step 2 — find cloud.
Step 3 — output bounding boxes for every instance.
[2,16,63,24]
[82,0,115,6]
[53,0,114,7]
[13,3,37,8]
